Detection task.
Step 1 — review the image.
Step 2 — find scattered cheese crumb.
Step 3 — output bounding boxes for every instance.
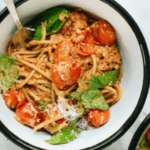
[57,96,78,122]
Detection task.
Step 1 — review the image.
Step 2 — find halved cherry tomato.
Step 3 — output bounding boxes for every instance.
[146,129,150,142]
[52,56,81,89]
[54,41,74,59]
[3,88,25,109]
[15,102,44,127]
[55,118,66,124]
[87,108,110,127]
[91,20,115,46]
[3,88,18,109]
[16,90,26,108]
[76,30,96,56]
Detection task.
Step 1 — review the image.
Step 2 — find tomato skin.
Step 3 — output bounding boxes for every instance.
[3,88,18,109]
[87,108,110,127]
[146,129,150,142]
[15,102,44,127]
[91,20,115,46]
[16,91,26,108]
[54,41,74,59]
[55,118,65,124]
[76,30,96,56]
[52,56,81,89]
[4,88,25,109]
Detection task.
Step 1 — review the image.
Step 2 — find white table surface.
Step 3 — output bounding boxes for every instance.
[0,0,149,150]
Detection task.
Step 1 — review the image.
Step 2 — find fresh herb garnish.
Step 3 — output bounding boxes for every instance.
[0,55,19,91]
[33,25,43,40]
[29,7,70,40]
[88,69,120,90]
[69,90,109,111]
[45,127,81,145]
[68,90,83,101]
[81,90,109,110]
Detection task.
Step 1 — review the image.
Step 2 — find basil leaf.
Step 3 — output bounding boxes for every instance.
[0,55,19,91]
[33,25,43,40]
[68,109,84,127]
[0,55,15,74]
[45,128,81,145]
[39,102,50,111]
[88,76,103,90]
[81,90,109,110]
[29,7,70,40]
[68,90,83,101]
[88,69,120,90]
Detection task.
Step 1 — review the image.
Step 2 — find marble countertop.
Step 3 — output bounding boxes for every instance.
[0,0,149,149]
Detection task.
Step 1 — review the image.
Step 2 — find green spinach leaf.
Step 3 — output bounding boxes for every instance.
[29,7,70,40]
[68,90,83,101]
[33,25,43,40]
[45,128,81,145]
[0,55,19,91]
[81,90,109,110]
[88,69,120,90]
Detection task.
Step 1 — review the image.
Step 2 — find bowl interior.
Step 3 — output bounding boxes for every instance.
[0,0,144,149]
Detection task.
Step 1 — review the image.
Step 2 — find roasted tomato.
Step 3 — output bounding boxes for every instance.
[87,108,110,127]
[76,30,96,56]
[91,20,115,46]
[146,129,150,142]
[54,41,74,59]
[52,56,81,89]
[3,88,25,109]
[15,102,44,127]
[16,90,26,107]
[3,88,18,109]
[55,118,66,125]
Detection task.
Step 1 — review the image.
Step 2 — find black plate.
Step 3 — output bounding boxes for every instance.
[128,114,150,150]
[0,0,150,150]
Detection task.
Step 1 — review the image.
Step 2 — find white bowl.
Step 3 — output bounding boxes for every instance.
[0,0,149,150]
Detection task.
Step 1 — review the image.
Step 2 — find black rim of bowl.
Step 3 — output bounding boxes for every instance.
[128,114,150,150]
[0,0,149,149]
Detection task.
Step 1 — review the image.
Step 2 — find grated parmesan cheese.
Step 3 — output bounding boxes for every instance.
[57,97,79,122]
[28,102,38,119]
[76,118,90,131]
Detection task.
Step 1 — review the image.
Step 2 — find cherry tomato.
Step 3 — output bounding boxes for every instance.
[52,56,81,89]
[3,88,18,109]
[55,118,65,124]
[16,91,26,108]
[54,41,73,59]
[15,102,44,127]
[87,108,110,127]
[76,30,96,56]
[91,20,115,46]
[146,129,150,142]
